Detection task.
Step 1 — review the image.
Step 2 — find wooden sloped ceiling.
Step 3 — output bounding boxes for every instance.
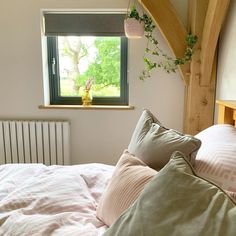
[139,0,230,134]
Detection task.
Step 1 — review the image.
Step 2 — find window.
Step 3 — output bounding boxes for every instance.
[44,13,128,105]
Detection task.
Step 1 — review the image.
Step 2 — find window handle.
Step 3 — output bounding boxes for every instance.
[52,58,56,75]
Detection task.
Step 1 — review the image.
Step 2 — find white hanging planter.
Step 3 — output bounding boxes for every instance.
[124,18,144,39]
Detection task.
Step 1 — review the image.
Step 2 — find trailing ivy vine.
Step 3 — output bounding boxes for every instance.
[127,6,198,80]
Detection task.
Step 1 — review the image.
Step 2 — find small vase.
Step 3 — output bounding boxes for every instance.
[82,89,92,106]
[124,18,144,38]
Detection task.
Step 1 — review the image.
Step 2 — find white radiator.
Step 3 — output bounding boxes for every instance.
[0,120,70,165]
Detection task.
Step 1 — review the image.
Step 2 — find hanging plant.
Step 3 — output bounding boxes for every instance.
[125,5,198,80]
[124,6,144,38]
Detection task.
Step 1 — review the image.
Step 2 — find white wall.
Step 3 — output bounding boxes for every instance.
[0,0,186,165]
[217,0,236,100]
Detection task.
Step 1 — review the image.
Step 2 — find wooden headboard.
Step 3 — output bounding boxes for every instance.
[216,100,236,127]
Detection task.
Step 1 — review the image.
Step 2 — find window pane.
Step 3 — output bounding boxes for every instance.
[58,36,121,97]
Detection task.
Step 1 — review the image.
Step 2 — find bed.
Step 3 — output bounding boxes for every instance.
[0,100,236,236]
[0,163,114,235]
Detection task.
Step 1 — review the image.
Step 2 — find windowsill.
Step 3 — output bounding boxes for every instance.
[39,105,135,110]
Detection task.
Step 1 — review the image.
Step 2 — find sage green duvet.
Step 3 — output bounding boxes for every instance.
[104,151,236,236]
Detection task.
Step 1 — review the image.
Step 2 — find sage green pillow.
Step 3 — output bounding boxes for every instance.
[104,152,236,236]
[128,109,201,170]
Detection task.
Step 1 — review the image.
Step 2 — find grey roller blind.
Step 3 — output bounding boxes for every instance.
[44,13,126,36]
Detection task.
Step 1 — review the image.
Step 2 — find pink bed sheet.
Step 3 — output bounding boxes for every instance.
[0,163,114,236]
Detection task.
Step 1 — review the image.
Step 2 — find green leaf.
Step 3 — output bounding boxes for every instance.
[128,5,140,20]
[135,8,198,80]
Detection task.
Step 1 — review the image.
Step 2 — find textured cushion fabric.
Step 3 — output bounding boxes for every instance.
[104,151,236,236]
[128,109,162,151]
[96,150,157,226]
[194,124,236,199]
[128,109,201,170]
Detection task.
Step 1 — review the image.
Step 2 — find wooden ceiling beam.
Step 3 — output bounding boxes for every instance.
[200,0,230,86]
[139,0,230,134]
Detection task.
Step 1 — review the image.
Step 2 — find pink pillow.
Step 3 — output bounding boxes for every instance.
[195,125,236,194]
[96,150,157,226]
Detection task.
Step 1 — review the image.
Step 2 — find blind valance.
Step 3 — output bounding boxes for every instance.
[44,13,126,36]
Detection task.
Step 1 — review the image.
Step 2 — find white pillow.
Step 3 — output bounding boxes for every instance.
[195,124,236,194]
